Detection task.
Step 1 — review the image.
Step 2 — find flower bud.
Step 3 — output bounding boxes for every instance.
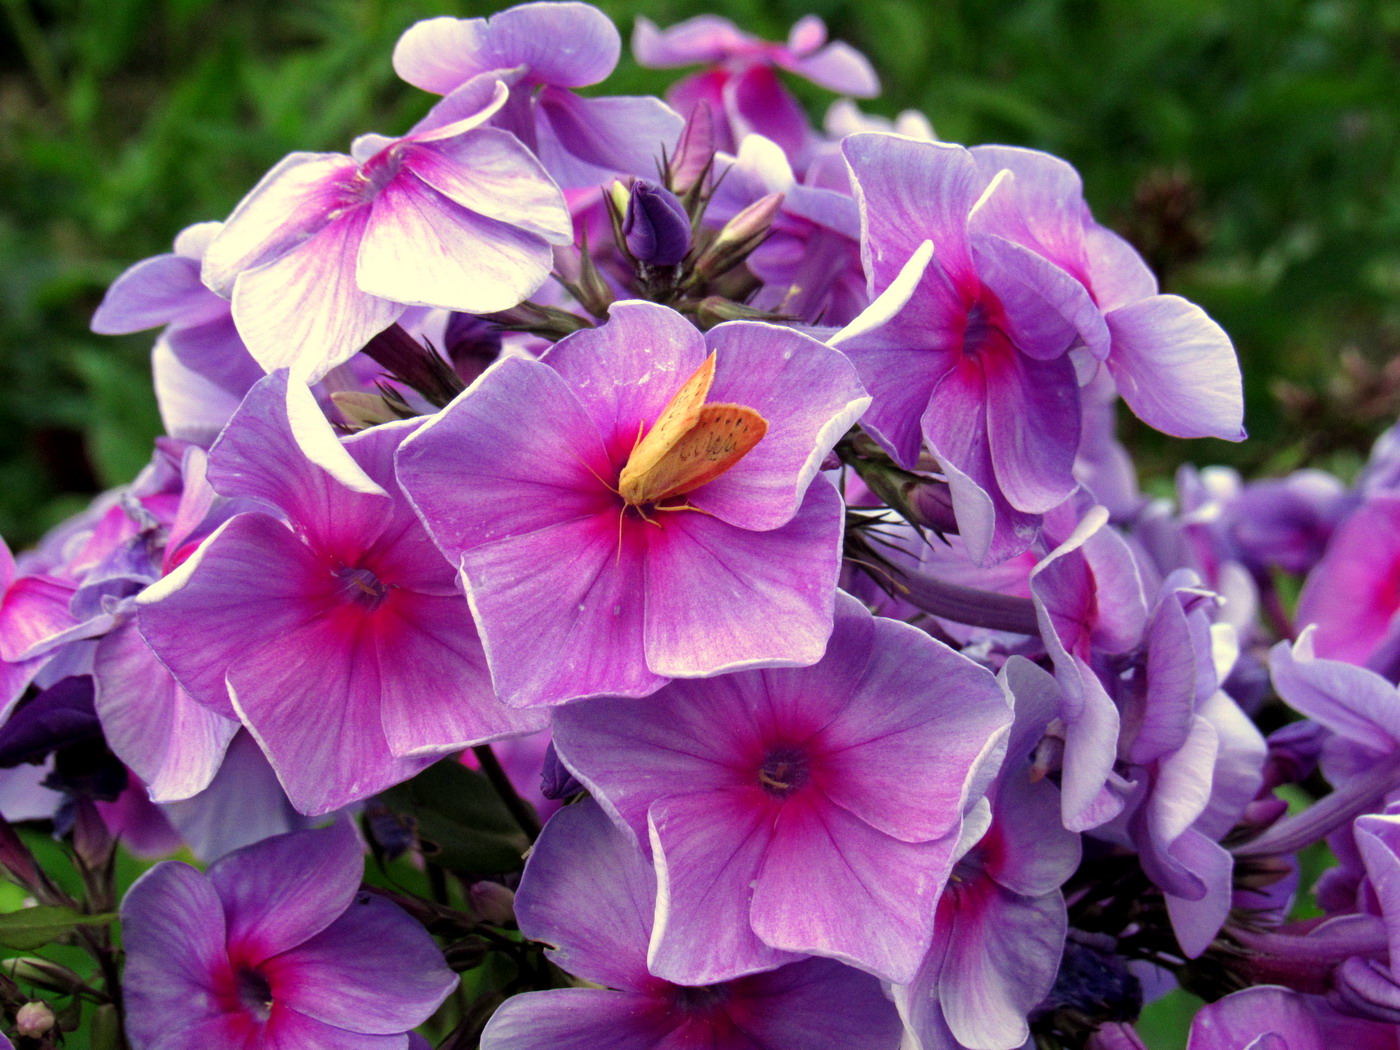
[468,880,516,926]
[16,1000,55,1038]
[694,191,783,281]
[669,102,716,196]
[623,181,691,267]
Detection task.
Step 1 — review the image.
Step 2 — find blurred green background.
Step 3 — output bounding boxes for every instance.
[2,0,1399,551]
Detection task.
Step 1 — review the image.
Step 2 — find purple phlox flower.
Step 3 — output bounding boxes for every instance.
[1029,504,1148,831]
[707,134,867,326]
[552,592,1012,985]
[137,371,544,815]
[633,14,878,162]
[481,797,904,1050]
[1269,629,1400,793]
[396,300,869,709]
[156,730,323,863]
[962,145,1245,445]
[200,79,571,383]
[91,222,263,407]
[1326,807,1400,1024]
[1187,984,1400,1049]
[1226,470,1351,579]
[833,134,1243,564]
[1295,492,1400,674]
[121,821,457,1050]
[395,3,683,189]
[895,657,1080,1050]
[832,134,1100,565]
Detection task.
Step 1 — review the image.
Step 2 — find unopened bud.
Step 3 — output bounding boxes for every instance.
[540,740,581,800]
[16,1000,54,1037]
[441,313,502,385]
[331,391,411,429]
[623,181,691,267]
[669,102,716,196]
[695,192,783,282]
[469,881,516,926]
[692,296,788,329]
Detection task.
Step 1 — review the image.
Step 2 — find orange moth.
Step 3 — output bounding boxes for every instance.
[617,351,768,513]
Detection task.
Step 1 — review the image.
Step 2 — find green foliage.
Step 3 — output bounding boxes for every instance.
[0,905,115,952]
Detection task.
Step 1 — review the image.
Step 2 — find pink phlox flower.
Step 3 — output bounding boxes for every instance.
[396,300,869,709]
[200,79,572,383]
[121,821,457,1050]
[481,797,905,1050]
[552,593,1012,986]
[633,13,878,162]
[896,657,1081,1050]
[395,3,683,189]
[137,371,543,814]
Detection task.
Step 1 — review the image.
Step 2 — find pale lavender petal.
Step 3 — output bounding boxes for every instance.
[481,989,670,1050]
[1085,224,1158,311]
[152,336,243,445]
[392,16,493,94]
[786,42,880,97]
[941,886,1066,1050]
[693,322,869,530]
[515,800,657,991]
[121,862,230,1045]
[0,575,81,662]
[1106,295,1245,441]
[202,153,358,296]
[552,674,763,849]
[972,230,1108,359]
[642,479,843,678]
[631,15,750,67]
[260,1012,404,1050]
[1187,987,1324,1050]
[93,622,238,802]
[534,90,684,187]
[207,371,391,553]
[231,209,404,381]
[136,514,324,719]
[841,134,978,295]
[752,792,955,983]
[208,821,361,963]
[983,346,1081,513]
[262,895,456,1034]
[1269,635,1400,752]
[396,356,616,553]
[356,173,555,314]
[647,792,801,984]
[485,2,620,87]
[540,300,708,462]
[92,253,227,334]
[821,614,1009,843]
[227,595,434,814]
[1163,832,1233,958]
[374,591,546,756]
[405,130,570,243]
[968,146,1092,283]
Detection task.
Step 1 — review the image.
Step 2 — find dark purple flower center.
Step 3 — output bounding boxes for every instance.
[671,982,733,1014]
[236,968,274,1022]
[961,302,999,358]
[757,745,810,798]
[334,565,389,609]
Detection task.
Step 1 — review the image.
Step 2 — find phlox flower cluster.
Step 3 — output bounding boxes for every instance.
[2,4,1399,1050]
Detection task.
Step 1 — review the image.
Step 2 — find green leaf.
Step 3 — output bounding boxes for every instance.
[380,760,531,875]
[0,906,117,951]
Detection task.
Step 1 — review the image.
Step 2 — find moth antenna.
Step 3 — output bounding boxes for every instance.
[569,448,621,496]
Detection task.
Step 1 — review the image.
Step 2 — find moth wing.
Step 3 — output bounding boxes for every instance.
[619,351,716,500]
[644,403,769,502]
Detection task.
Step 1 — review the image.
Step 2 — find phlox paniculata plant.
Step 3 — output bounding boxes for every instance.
[1,4,1397,1050]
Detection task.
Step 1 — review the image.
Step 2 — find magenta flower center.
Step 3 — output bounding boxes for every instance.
[757,744,810,798]
[236,968,274,1022]
[334,565,389,609]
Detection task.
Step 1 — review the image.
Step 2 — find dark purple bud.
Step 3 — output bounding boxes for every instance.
[1263,719,1326,791]
[539,739,581,800]
[442,312,503,385]
[623,181,691,267]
